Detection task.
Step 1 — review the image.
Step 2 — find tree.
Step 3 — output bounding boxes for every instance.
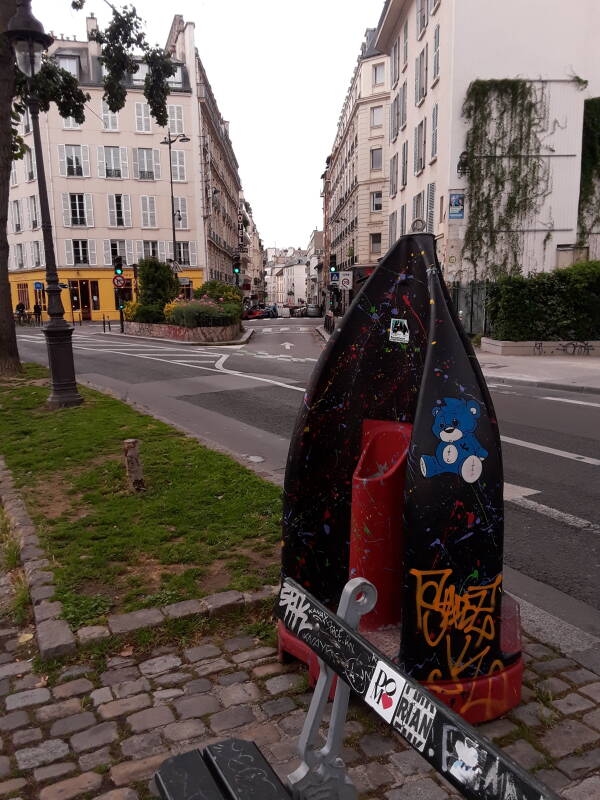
[138,257,180,308]
[194,280,243,307]
[0,0,177,375]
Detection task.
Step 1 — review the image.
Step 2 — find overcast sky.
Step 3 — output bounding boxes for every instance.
[38,0,385,249]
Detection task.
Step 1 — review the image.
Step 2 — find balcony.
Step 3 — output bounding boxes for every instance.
[67,166,83,177]
[74,258,89,265]
[139,170,154,180]
[106,168,122,178]
[71,216,86,226]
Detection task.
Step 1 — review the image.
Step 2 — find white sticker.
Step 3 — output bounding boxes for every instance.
[364,660,406,723]
[392,684,437,751]
[389,318,409,343]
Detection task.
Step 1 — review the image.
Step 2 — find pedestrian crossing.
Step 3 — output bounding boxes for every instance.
[244,326,313,335]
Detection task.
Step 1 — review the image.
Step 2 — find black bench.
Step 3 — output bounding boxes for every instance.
[155,577,560,800]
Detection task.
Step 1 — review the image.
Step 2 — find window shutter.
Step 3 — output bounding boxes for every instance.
[65,239,74,265]
[120,147,129,179]
[103,240,112,265]
[123,195,132,227]
[414,127,418,174]
[125,240,134,265]
[167,241,174,260]
[132,148,139,179]
[80,145,90,178]
[148,196,156,227]
[58,144,67,177]
[179,197,188,228]
[135,103,143,132]
[39,241,45,267]
[88,239,97,265]
[136,240,144,261]
[141,196,148,228]
[97,146,106,178]
[21,244,28,268]
[423,118,427,167]
[432,104,438,158]
[427,183,436,233]
[23,197,30,230]
[108,195,116,226]
[84,194,94,227]
[425,44,429,91]
[189,241,197,266]
[158,241,166,262]
[412,194,417,222]
[152,149,161,179]
[415,57,420,105]
[62,193,71,227]
[177,106,183,133]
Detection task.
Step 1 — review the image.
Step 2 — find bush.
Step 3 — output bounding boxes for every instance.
[194,280,242,307]
[138,258,180,308]
[168,302,240,328]
[133,303,165,324]
[487,261,600,340]
[123,300,139,322]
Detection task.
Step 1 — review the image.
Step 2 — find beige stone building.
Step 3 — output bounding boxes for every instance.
[323,30,390,310]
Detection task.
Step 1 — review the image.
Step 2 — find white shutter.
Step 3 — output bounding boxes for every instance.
[84,194,94,227]
[108,195,116,226]
[148,196,156,227]
[158,240,166,262]
[81,145,90,177]
[423,118,427,168]
[29,242,35,266]
[123,195,132,227]
[167,241,174,260]
[119,147,129,179]
[412,194,417,222]
[152,149,161,179]
[189,241,197,266]
[23,197,31,230]
[132,148,139,179]
[97,146,106,178]
[176,197,188,228]
[103,239,112,265]
[135,103,143,131]
[88,239,97,265]
[62,193,71,227]
[58,144,67,177]
[414,127,418,174]
[141,196,149,228]
[425,44,429,91]
[101,101,109,128]
[415,57,420,105]
[125,240,134,265]
[427,182,436,233]
[65,239,74,265]
[432,104,438,158]
[21,243,28,268]
[136,240,144,261]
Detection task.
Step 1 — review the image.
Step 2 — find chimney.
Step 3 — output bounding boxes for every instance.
[86,14,100,60]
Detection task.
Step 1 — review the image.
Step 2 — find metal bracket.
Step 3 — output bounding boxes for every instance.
[287,578,377,800]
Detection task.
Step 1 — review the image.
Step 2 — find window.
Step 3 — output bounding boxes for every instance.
[17,283,29,308]
[426,182,436,232]
[62,193,93,227]
[402,20,408,66]
[101,100,118,131]
[400,203,407,235]
[135,102,151,133]
[66,144,83,176]
[370,147,382,170]
[412,190,425,222]
[389,155,398,197]
[28,195,39,229]
[11,200,21,233]
[22,108,31,134]
[26,149,36,180]
[174,197,188,229]
[140,196,157,228]
[143,240,158,259]
[104,239,133,267]
[400,81,407,128]
[134,148,160,180]
[372,63,385,87]
[73,240,89,264]
[70,194,86,225]
[415,46,428,105]
[58,144,89,178]
[132,63,149,85]
[10,161,17,186]
[371,191,383,212]
[171,150,186,181]
[110,240,126,262]
[390,94,399,141]
[391,38,400,86]
[370,233,382,255]
[168,105,184,135]
[401,140,408,187]
[32,241,42,267]
[433,25,440,81]
[389,211,397,245]
[63,116,80,129]
[58,55,79,78]
[416,0,428,37]
[371,105,383,128]
[105,147,122,178]
[167,66,183,87]
[108,194,131,227]
[175,241,190,265]
[414,119,427,174]
[431,104,438,159]
[15,243,25,269]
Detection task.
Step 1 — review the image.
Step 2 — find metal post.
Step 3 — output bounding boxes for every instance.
[168,135,177,266]
[29,96,82,408]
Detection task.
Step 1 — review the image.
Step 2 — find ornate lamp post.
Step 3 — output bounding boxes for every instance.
[6,0,82,407]
[160,132,190,273]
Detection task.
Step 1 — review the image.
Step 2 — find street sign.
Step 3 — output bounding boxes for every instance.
[113,275,126,288]
[171,261,181,273]
[330,271,340,283]
[339,271,353,290]
[34,281,44,290]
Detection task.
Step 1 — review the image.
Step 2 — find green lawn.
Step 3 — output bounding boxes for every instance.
[0,366,282,628]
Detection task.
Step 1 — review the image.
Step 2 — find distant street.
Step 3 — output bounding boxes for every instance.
[17,319,600,628]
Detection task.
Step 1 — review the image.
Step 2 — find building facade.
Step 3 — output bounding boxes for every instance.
[323,30,390,312]
[8,14,253,320]
[305,229,324,305]
[375,0,600,285]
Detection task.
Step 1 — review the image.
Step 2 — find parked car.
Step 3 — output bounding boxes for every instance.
[242,306,270,320]
[293,305,307,317]
[306,304,321,318]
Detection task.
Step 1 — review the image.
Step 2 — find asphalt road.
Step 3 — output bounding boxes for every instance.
[16,319,600,627]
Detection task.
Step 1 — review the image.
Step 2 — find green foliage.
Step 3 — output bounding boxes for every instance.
[60,592,112,628]
[487,261,600,340]
[194,280,243,306]
[462,79,549,278]
[578,98,600,241]
[133,303,165,324]
[137,257,179,308]
[168,301,241,328]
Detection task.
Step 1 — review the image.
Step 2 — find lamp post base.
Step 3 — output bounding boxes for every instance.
[43,322,83,409]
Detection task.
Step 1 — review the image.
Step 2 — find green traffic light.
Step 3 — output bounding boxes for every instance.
[330,267,336,273]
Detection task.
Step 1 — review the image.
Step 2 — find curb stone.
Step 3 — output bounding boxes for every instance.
[98,328,254,347]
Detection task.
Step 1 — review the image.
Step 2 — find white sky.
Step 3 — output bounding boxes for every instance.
[37,0,385,249]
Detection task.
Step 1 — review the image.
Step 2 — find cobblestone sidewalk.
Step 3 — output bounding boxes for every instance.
[0,617,599,800]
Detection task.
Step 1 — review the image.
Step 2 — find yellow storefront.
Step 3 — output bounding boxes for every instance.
[9,266,204,323]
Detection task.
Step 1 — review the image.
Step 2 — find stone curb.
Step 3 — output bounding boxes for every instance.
[0,455,278,660]
[98,328,254,347]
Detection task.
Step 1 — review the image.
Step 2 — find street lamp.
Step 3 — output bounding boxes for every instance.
[6,0,82,407]
[160,132,190,273]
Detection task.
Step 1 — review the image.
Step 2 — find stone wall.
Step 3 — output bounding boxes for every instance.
[124,321,241,343]
[481,338,600,356]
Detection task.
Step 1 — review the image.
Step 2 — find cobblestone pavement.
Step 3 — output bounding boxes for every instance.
[0,619,599,800]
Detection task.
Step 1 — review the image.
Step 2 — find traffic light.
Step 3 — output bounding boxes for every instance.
[114,256,123,275]
[232,255,241,275]
[330,265,336,273]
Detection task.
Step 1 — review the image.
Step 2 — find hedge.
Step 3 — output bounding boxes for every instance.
[487,261,600,341]
[168,302,240,329]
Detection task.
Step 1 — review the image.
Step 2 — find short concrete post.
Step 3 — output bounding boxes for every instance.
[123,439,145,492]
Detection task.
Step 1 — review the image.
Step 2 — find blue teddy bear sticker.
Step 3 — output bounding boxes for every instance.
[419,397,488,484]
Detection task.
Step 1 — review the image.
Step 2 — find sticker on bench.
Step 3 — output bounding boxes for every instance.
[365,660,406,723]
[392,683,437,752]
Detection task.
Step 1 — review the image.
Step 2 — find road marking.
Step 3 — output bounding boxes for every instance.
[500,435,600,466]
[504,482,540,500]
[213,355,305,392]
[281,342,294,350]
[539,396,600,409]
[507,495,600,533]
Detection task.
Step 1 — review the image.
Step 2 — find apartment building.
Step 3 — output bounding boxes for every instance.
[375,0,600,282]
[323,30,390,311]
[8,14,252,319]
[305,229,324,305]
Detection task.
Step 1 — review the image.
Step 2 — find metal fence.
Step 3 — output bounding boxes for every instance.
[449,281,491,337]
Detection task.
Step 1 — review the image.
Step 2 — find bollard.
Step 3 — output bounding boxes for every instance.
[123,439,145,492]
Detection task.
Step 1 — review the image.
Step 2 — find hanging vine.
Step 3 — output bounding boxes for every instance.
[461,79,550,278]
[578,97,600,243]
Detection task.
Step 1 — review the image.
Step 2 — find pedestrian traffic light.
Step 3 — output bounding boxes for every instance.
[114,256,123,276]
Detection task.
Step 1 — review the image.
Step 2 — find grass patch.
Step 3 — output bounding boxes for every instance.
[11,572,32,626]
[0,365,282,627]
[0,510,20,571]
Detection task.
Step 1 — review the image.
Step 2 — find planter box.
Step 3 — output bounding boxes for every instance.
[481,337,600,356]
[124,320,241,343]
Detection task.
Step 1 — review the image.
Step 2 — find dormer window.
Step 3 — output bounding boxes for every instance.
[167,66,183,87]
[58,55,79,79]
[132,63,149,85]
